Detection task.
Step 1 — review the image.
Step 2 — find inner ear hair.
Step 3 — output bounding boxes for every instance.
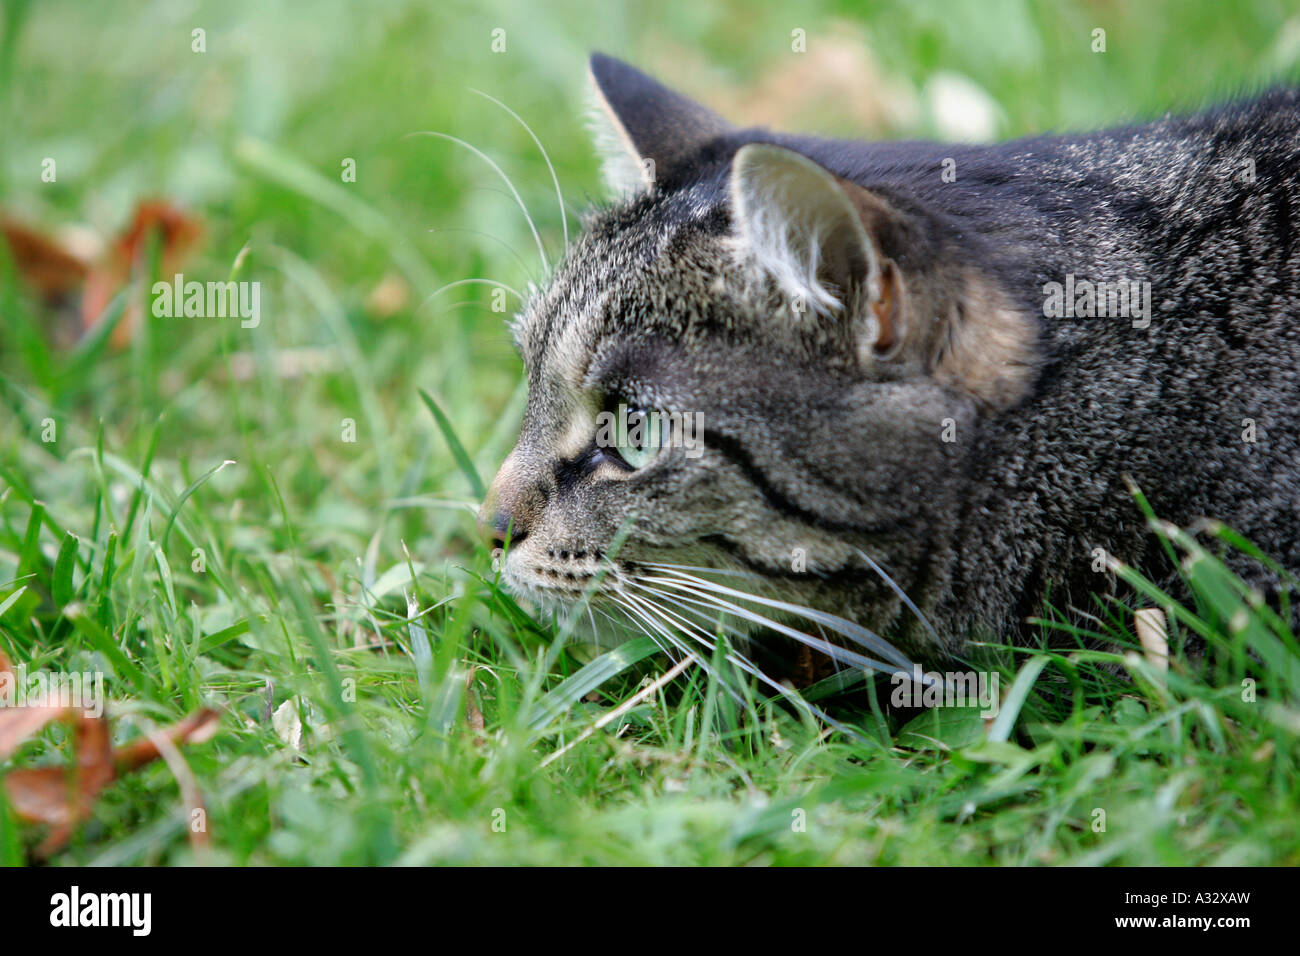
[866,259,904,359]
[731,143,1039,410]
[931,268,1040,411]
[730,143,887,321]
[585,80,654,196]
[839,178,1039,408]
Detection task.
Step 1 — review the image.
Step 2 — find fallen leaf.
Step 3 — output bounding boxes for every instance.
[1,649,219,857]
[272,699,303,752]
[111,709,220,774]
[1,201,203,349]
[82,200,203,346]
[0,218,89,301]
[6,709,114,856]
[0,652,77,759]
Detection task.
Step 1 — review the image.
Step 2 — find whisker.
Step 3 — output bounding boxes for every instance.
[404,130,549,271]
[618,590,790,717]
[648,551,939,655]
[617,588,788,713]
[641,561,763,581]
[468,88,569,248]
[852,547,940,645]
[607,592,737,708]
[419,277,524,315]
[639,567,916,673]
[426,226,533,276]
[623,577,775,662]
[609,591,698,664]
[633,578,900,674]
[619,584,869,741]
[621,587,770,683]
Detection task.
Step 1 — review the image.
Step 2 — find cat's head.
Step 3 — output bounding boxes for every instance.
[480,54,1039,657]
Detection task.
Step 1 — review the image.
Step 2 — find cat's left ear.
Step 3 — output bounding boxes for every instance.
[731,143,1038,410]
[730,144,891,336]
[587,53,732,196]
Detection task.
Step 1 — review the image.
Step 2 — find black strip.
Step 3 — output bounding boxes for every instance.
[706,431,900,538]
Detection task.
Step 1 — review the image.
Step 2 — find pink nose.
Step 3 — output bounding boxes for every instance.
[478,505,524,548]
[478,459,536,547]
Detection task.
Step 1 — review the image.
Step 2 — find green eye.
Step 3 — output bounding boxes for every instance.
[616,405,663,470]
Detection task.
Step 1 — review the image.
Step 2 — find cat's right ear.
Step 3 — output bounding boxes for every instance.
[586,53,732,196]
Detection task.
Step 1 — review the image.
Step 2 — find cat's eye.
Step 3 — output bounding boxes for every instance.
[604,403,664,471]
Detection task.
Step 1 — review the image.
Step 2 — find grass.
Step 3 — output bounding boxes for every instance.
[1,0,1299,865]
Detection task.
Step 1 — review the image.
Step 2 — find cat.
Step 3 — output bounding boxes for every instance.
[479,52,1300,677]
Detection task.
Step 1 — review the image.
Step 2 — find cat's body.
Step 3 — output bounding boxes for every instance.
[482,55,1300,667]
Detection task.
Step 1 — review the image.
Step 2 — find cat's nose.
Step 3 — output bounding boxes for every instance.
[478,459,534,547]
[478,504,527,548]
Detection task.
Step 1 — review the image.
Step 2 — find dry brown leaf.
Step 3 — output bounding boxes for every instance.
[6,710,115,856]
[82,200,203,346]
[1,664,219,857]
[111,709,220,774]
[0,705,74,760]
[0,652,79,759]
[2,200,203,349]
[0,217,89,300]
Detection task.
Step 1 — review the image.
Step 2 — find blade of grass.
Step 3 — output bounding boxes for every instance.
[529,636,661,732]
[51,530,78,607]
[987,655,1049,743]
[419,388,485,501]
[159,459,235,552]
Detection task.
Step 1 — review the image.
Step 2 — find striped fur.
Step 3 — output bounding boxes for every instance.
[480,54,1300,668]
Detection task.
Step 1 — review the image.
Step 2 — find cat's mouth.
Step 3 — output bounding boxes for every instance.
[497,544,621,607]
[500,546,919,677]
[508,546,607,595]
[498,542,927,734]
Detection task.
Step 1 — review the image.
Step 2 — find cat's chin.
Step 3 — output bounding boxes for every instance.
[501,579,642,652]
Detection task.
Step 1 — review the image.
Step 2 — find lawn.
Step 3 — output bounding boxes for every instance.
[1,0,1298,865]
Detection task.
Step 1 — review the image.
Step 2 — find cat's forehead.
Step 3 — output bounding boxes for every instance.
[511,184,730,387]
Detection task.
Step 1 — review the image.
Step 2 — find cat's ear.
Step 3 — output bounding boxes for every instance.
[730,144,899,350]
[587,53,731,196]
[730,143,1037,409]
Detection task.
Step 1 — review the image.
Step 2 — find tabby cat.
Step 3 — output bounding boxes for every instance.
[479,53,1300,679]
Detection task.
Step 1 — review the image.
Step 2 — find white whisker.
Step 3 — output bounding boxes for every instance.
[649,551,938,653]
[426,226,534,277]
[639,567,916,672]
[640,561,762,581]
[619,584,868,740]
[852,547,940,645]
[419,277,524,315]
[404,130,549,271]
[634,578,898,674]
[468,88,569,248]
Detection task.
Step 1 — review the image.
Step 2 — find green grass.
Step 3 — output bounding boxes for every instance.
[2,0,1299,865]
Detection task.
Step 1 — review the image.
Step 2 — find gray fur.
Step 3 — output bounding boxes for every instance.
[481,55,1300,666]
